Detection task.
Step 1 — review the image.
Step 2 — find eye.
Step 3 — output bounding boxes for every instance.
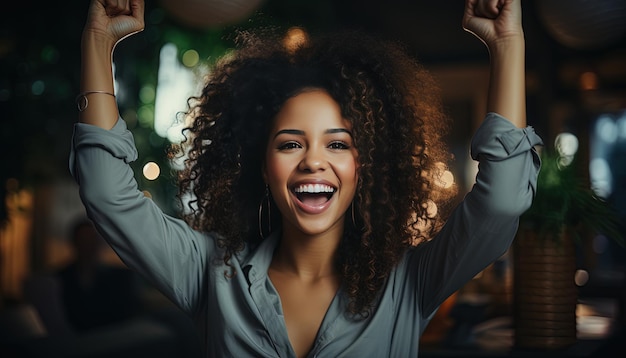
[277,141,302,151]
[328,141,350,150]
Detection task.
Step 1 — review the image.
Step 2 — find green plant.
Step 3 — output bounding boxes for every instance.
[521,141,624,246]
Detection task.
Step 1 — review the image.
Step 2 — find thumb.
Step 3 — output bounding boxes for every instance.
[462,0,499,45]
[107,0,145,42]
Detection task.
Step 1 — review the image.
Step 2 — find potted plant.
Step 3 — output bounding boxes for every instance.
[512,133,624,350]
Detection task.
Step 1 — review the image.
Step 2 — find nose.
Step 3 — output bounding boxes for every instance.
[298,146,327,172]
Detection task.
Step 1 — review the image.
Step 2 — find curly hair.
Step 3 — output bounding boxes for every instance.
[173,27,455,318]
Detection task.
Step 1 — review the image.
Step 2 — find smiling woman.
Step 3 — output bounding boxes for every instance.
[265,90,358,239]
[71,0,541,357]
[263,90,360,353]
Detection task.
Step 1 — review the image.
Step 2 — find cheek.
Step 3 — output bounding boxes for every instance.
[337,157,359,186]
[264,154,289,185]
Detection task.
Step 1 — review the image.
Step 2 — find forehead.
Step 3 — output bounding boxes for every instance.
[271,89,351,132]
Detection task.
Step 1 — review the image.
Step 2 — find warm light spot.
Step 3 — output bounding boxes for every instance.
[423,200,438,218]
[577,316,611,338]
[182,49,200,67]
[433,162,455,188]
[439,170,454,188]
[143,162,160,180]
[579,71,598,91]
[574,269,589,287]
[283,27,308,53]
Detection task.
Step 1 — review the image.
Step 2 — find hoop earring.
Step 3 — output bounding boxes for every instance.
[258,185,271,238]
[351,201,357,228]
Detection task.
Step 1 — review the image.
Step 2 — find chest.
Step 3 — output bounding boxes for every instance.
[268,272,340,358]
[203,261,420,357]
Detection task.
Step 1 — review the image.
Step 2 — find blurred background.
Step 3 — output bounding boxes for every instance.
[1,0,625,357]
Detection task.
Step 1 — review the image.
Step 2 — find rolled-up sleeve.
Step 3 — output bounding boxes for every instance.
[69,118,211,314]
[469,112,542,216]
[405,112,542,317]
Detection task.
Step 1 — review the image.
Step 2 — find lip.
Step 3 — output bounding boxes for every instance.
[290,179,337,215]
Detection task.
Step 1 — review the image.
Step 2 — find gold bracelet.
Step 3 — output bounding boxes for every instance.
[75,91,116,112]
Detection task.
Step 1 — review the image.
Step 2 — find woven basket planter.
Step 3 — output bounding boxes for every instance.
[512,228,578,350]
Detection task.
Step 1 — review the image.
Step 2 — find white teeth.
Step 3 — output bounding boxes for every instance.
[294,184,335,194]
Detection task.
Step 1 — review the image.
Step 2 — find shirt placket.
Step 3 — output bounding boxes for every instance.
[248,268,296,358]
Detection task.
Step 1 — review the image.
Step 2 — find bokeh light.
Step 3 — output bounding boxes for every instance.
[283,27,309,53]
[143,162,161,181]
[182,49,200,67]
[595,115,618,144]
[579,71,598,91]
[31,80,44,95]
[574,269,589,286]
[139,84,156,104]
[555,132,579,157]
[433,162,455,188]
[589,158,612,198]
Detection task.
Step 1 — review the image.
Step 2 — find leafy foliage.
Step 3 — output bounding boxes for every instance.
[521,149,624,246]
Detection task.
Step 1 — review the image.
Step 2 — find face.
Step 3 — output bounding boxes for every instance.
[264,89,359,238]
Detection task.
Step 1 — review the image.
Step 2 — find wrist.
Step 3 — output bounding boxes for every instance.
[80,31,116,95]
[81,30,118,55]
[488,34,525,59]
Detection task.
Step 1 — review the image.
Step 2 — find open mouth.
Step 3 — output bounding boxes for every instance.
[293,183,336,207]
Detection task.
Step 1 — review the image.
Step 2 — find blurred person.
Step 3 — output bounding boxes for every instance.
[56,218,140,332]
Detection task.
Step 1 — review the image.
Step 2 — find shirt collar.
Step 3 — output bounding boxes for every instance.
[241,229,281,284]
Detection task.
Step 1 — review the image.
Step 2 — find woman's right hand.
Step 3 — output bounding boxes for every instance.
[83,0,145,48]
[78,0,144,128]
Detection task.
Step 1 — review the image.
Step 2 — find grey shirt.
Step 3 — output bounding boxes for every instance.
[69,112,542,357]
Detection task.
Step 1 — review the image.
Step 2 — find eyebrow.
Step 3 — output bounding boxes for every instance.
[274,128,353,139]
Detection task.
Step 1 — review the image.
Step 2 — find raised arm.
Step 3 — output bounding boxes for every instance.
[462,0,525,128]
[72,0,212,314]
[403,0,541,319]
[79,0,144,129]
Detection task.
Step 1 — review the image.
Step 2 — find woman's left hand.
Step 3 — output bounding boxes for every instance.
[462,0,523,48]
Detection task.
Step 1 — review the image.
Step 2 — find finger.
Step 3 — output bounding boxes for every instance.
[130,0,145,26]
[475,0,501,19]
[462,0,477,30]
[104,0,131,17]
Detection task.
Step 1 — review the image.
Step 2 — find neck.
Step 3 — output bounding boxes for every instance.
[271,223,343,280]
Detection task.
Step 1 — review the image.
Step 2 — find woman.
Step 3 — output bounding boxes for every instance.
[70,0,541,356]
